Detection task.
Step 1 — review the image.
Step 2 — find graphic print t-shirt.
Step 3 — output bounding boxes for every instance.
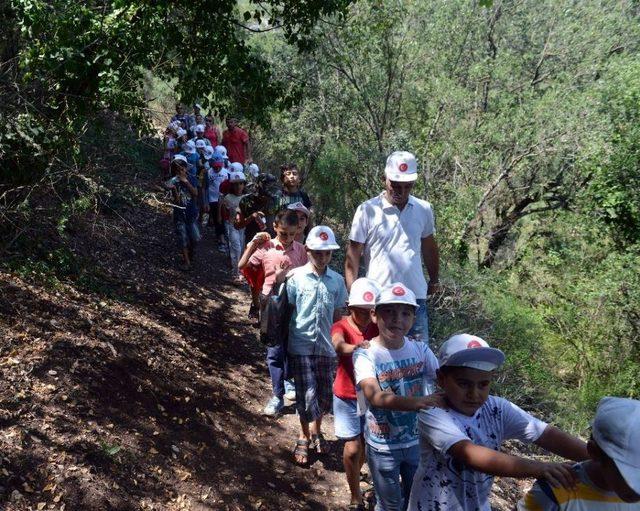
[407,396,547,511]
[353,339,438,451]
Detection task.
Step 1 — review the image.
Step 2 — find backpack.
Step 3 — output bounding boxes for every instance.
[259,279,292,349]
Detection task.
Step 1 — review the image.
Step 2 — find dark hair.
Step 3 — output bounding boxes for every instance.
[274,209,299,228]
[280,163,300,183]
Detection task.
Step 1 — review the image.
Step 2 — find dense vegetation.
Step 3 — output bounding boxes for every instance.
[2,0,639,431]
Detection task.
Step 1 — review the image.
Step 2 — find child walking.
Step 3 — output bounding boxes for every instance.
[287,226,348,465]
[353,282,442,511]
[332,277,381,511]
[238,209,307,415]
[407,333,589,511]
[221,171,247,283]
[518,396,640,510]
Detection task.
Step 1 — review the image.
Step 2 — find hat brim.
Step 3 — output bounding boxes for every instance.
[305,243,340,250]
[347,301,376,308]
[442,347,505,370]
[611,457,640,495]
[385,172,418,182]
[375,300,419,309]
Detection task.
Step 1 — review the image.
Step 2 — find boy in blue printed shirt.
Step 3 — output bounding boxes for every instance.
[287,226,348,466]
[165,155,200,271]
[353,282,442,511]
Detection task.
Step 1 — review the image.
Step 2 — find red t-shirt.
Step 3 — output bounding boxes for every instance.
[204,127,219,147]
[332,317,367,400]
[221,127,249,163]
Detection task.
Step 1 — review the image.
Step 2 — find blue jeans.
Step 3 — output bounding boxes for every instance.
[266,344,286,399]
[408,298,428,345]
[366,444,419,511]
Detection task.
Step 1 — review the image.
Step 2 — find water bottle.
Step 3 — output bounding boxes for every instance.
[422,379,436,396]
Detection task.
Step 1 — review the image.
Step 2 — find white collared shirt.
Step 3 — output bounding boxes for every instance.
[349,192,435,298]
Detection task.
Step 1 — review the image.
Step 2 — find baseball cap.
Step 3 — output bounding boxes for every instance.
[183,140,196,154]
[176,128,187,138]
[204,146,214,159]
[195,139,206,149]
[248,163,260,178]
[230,162,244,173]
[376,282,418,309]
[385,151,418,182]
[214,145,227,157]
[306,226,340,251]
[287,201,310,217]
[438,334,505,372]
[195,124,205,133]
[229,171,246,183]
[194,103,202,110]
[172,154,188,166]
[592,397,640,495]
[349,278,381,308]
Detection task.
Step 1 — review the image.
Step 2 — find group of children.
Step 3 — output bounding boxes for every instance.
[160,128,640,510]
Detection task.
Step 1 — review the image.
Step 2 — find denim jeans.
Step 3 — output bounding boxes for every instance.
[225,221,245,277]
[366,443,419,511]
[408,298,428,346]
[266,344,286,399]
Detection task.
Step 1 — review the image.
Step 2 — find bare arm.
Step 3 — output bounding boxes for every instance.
[534,425,588,462]
[421,235,440,294]
[345,240,364,291]
[360,378,444,412]
[238,239,260,270]
[448,441,578,489]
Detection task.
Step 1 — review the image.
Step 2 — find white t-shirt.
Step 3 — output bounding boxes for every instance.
[407,396,548,511]
[207,168,229,203]
[353,338,438,451]
[349,193,436,299]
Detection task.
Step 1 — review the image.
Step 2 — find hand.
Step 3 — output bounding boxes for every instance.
[415,391,448,411]
[357,340,370,349]
[252,211,266,229]
[251,232,270,246]
[536,462,578,489]
[273,261,292,284]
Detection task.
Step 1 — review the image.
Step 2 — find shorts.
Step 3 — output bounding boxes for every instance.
[174,220,201,249]
[289,355,336,423]
[333,395,364,439]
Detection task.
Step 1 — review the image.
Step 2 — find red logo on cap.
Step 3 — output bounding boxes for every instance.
[363,291,374,302]
[467,340,483,348]
[399,163,408,172]
[318,231,329,241]
[392,286,406,296]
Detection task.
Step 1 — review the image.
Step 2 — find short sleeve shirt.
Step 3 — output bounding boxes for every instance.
[349,193,435,299]
[331,318,366,400]
[353,339,438,451]
[286,264,348,357]
[222,193,245,221]
[222,127,249,163]
[274,189,313,211]
[207,168,229,203]
[407,396,547,511]
[249,239,308,295]
[172,175,199,223]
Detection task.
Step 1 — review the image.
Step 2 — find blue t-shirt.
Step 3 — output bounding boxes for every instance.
[286,264,348,357]
[353,339,438,451]
[173,174,199,223]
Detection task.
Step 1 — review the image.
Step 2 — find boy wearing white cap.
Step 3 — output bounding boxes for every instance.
[287,226,348,465]
[221,171,247,283]
[346,151,439,346]
[332,277,381,510]
[353,282,441,511]
[519,396,640,510]
[287,201,311,243]
[407,334,589,511]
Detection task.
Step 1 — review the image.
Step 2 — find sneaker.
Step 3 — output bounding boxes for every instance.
[262,396,284,416]
[217,243,227,253]
[284,380,296,401]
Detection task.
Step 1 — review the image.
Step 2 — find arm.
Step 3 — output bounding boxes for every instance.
[344,241,364,291]
[534,425,588,462]
[448,441,577,489]
[421,235,440,295]
[179,175,198,198]
[332,332,368,356]
[237,238,261,270]
[359,378,443,412]
[244,136,252,163]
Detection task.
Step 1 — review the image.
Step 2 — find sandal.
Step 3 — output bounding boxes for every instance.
[310,433,329,454]
[293,439,309,466]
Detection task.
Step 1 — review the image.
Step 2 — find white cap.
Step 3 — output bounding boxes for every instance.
[306,226,340,250]
[168,121,180,131]
[194,103,202,110]
[176,128,187,138]
[230,162,244,173]
[348,278,381,308]
[229,171,246,183]
[172,154,188,165]
[592,397,640,495]
[384,151,418,182]
[195,139,206,149]
[248,163,260,177]
[376,282,417,309]
[215,145,227,157]
[183,140,196,154]
[287,201,310,217]
[438,334,505,372]
[195,124,205,133]
[204,146,214,159]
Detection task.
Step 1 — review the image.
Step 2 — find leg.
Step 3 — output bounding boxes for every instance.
[334,395,366,505]
[265,344,285,400]
[367,444,403,511]
[344,438,365,505]
[309,356,335,453]
[290,355,314,465]
[399,447,420,511]
[407,298,429,346]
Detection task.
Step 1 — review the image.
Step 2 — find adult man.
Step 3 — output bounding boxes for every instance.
[345,151,439,343]
[170,103,190,130]
[222,117,251,164]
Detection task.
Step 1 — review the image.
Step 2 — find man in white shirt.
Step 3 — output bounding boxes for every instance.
[345,151,440,344]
